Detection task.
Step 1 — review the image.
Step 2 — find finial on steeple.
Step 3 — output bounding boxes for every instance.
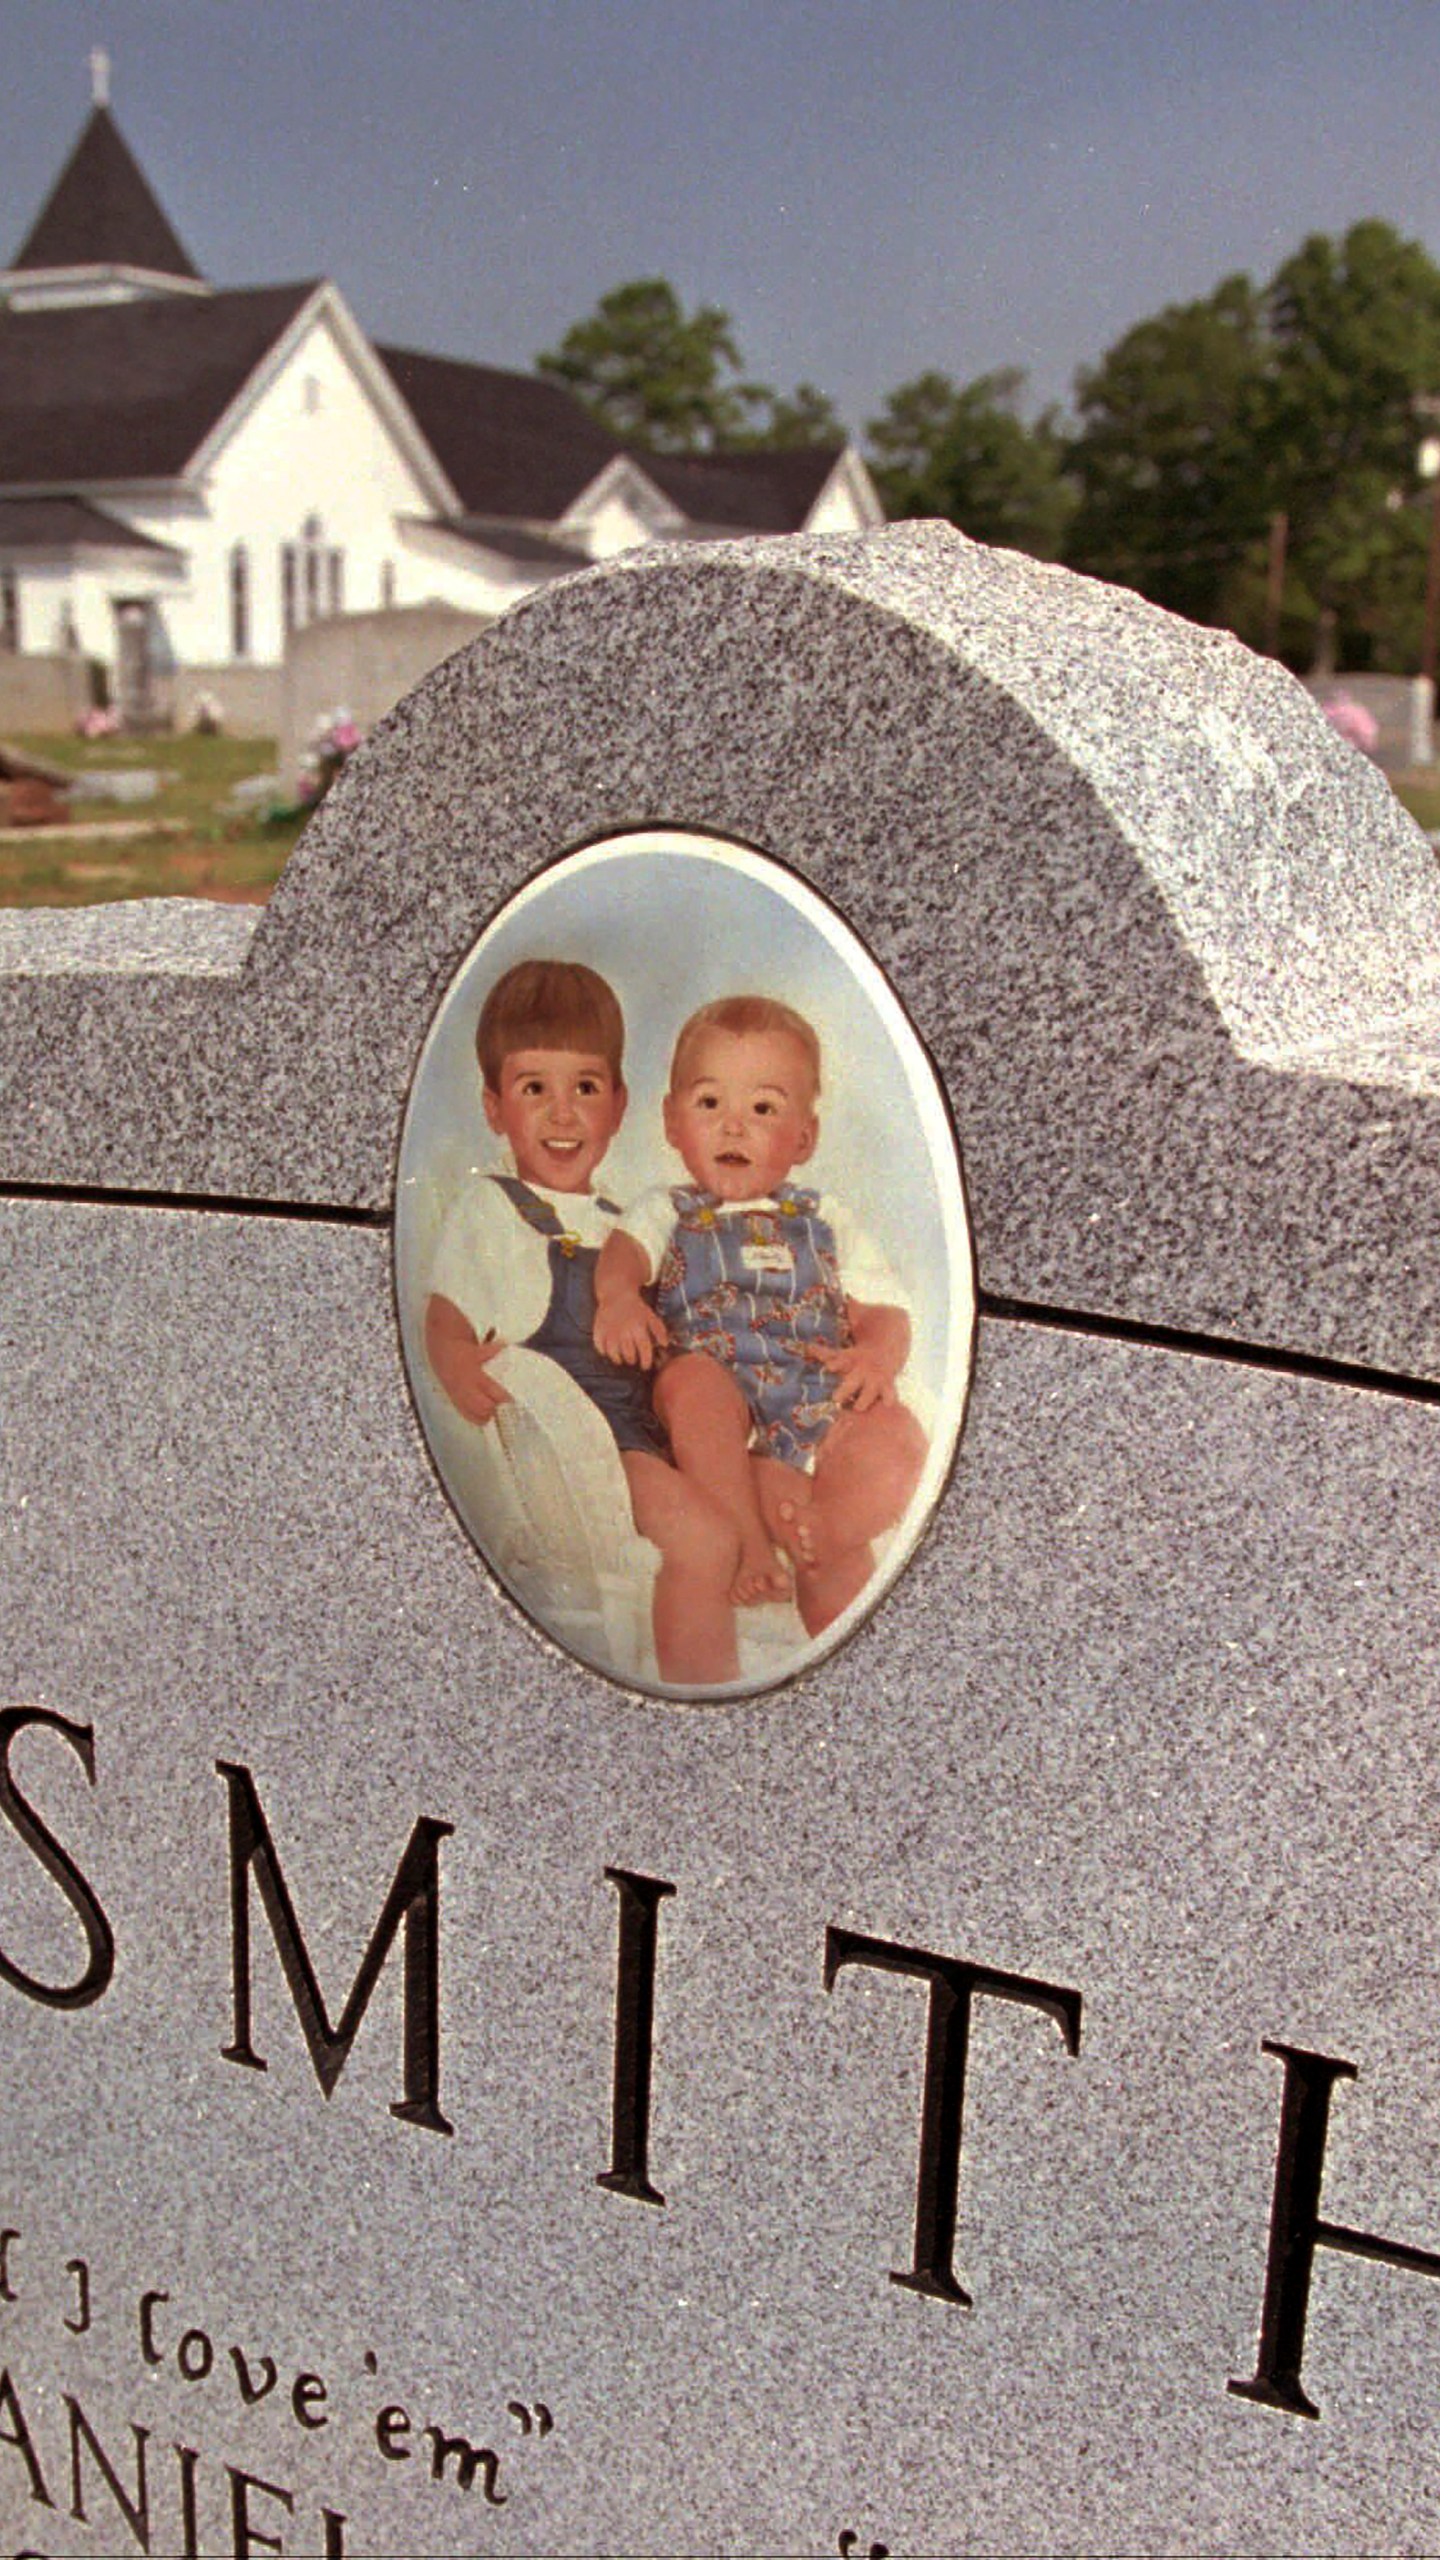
[89,46,111,107]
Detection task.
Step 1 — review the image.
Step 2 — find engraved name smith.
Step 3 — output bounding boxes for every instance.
[0,1702,1432,2432]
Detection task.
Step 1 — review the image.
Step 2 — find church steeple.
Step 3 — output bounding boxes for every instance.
[2,64,210,311]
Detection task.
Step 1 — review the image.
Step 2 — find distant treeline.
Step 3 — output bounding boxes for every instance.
[539,228,1440,673]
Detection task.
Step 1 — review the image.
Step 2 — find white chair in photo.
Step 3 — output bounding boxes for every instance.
[428,1347,803,1686]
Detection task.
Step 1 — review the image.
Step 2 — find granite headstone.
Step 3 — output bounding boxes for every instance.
[4,522,1440,2554]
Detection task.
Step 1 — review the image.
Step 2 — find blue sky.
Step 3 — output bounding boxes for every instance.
[5,1,1440,434]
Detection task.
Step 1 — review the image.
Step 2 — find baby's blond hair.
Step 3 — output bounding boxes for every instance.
[669,995,822,1102]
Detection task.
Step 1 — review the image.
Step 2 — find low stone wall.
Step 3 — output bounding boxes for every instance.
[0,653,91,732]
[1303,672,1435,768]
[279,606,492,783]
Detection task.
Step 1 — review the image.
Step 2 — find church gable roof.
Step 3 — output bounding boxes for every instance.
[0,283,319,483]
[11,104,201,281]
[379,346,626,518]
[634,445,847,532]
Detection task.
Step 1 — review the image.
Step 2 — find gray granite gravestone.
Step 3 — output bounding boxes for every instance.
[4,521,1440,2554]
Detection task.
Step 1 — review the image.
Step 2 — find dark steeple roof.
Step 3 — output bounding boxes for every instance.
[11,105,201,280]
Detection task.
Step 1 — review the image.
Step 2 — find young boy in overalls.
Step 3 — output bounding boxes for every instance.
[593,995,927,1637]
[425,960,742,1686]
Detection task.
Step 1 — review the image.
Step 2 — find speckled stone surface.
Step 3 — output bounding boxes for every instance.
[5,525,1440,1374]
[4,1200,1440,2555]
[7,526,1440,2555]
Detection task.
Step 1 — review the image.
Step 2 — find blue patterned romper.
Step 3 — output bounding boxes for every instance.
[654,1185,851,1468]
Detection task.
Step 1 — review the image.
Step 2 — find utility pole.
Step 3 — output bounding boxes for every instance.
[1423,470,1440,692]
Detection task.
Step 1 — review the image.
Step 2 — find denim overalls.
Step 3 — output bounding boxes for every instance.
[493,1176,670,1460]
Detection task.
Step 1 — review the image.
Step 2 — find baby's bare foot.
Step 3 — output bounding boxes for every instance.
[774,1493,829,1571]
[731,1534,792,1606]
[757,1463,818,1566]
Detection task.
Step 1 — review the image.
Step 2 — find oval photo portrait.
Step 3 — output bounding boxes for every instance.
[395,831,975,1700]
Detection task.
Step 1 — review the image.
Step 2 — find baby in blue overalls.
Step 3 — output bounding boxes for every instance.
[425,960,747,1688]
[594,996,927,1637]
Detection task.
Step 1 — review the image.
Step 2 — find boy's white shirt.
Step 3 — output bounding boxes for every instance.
[427,1162,912,1392]
[428,1164,621,1359]
[618,1184,910,1313]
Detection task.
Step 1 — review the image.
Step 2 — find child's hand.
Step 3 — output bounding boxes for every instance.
[808,1339,899,1413]
[425,1294,512,1426]
[446,1330,512,1424]
[595,1291,669,1368]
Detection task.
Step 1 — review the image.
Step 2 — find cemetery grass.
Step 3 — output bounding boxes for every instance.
[1393,771,1440,833]
[0,733,306,906]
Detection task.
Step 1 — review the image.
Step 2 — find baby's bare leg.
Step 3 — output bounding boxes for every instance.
[623,1450,739,1685]
[788,1402,929,1637]
[655,1354,791,1605]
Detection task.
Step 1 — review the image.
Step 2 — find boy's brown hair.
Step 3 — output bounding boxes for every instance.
[476,960,625,1091]
[669,995,822,1101]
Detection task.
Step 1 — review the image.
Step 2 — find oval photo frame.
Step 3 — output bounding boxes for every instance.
[395,831,975,1700]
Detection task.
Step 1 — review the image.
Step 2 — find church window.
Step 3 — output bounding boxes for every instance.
[380,560,396,610]
[230,545,251,660]
[0,569,17,653]
[302,515,323,623]
[303,374,323,414]
[281,521,339,634]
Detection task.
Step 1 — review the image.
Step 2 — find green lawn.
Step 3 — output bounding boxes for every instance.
[0,731,307,906]
[1392,773,1440,834]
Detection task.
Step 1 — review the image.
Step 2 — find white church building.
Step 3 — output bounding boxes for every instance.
[0,68,882,727]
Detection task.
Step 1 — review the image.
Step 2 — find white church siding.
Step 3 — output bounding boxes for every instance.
[113,295,452,670]
[802,450,886,534]
[2,94,891,726]
[1,540,182,667]
[556,458,684,561]
[392,520,537,618]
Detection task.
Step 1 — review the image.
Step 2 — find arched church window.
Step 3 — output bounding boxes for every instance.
[302,516,323,624]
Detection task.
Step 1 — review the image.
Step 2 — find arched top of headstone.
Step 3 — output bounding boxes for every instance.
[4,521,1440,1374]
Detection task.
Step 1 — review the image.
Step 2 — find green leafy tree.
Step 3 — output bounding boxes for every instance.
[737,381,845,449]
[536,278,772,452]
[865,368,1075,558]
[1249,220,1440,660]
[1065,277,1269,625]
[1066,223,1440,664]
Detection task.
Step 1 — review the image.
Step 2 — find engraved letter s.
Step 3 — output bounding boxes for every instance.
[0,1708,114,2009]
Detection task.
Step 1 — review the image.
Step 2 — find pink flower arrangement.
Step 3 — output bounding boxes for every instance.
[297,707,364,804]
[76,706,120,739]
[1321,693,1380,756]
